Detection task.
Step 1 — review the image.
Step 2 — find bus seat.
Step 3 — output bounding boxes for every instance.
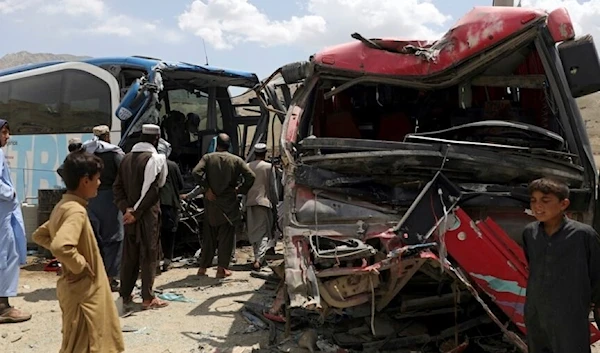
[186,113,201,143]
[201,134,217,156]
[162,110,188,146]
[377,112,413,141]
[322,111,362,138]
[320,91,362,138]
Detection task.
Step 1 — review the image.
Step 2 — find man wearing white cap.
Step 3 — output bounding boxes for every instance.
[246,143,276,270]
[68,137,83,152]
[113,124,169,310]
[56,137,84,180]
[84,125,125,291]
[156,138,184,272]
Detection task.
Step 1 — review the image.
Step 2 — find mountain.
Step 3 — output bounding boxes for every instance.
[0,51,90,70]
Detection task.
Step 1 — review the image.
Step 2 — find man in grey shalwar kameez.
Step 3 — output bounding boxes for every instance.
[84,125,125,291]
[246,143,276,270]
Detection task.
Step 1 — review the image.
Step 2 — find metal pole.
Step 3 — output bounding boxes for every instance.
[492,0,514,6]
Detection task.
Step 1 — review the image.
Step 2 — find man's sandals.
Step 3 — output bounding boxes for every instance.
[216,268,232,279]
[142,297,169,311]
[0,307,32,324]
[197,267,232,278]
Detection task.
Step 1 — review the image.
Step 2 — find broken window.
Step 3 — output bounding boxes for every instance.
[305,45,566,154]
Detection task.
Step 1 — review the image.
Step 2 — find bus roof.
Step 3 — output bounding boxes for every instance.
[0,56,260,88]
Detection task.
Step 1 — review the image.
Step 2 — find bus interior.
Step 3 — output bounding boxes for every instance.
[105,58,285,193]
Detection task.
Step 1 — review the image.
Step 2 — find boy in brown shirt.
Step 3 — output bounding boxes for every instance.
[33,150,124,353]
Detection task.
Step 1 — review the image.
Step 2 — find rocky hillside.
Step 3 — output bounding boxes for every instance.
[0,51,90,70]
[576,93,600,165]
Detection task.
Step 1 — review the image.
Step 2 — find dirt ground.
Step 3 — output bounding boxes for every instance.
[0,247,278,353]
[5,247,600,353]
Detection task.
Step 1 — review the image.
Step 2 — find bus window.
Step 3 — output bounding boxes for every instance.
[9,72,62,134]
[3,69,111,135]
[0,82,7,118]
[62,70,112,132]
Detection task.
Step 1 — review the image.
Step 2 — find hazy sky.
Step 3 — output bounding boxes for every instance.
[0,0,598,80]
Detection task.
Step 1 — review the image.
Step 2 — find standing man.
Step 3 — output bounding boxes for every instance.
[84,125,125,292]
[67,137,83,152]
[56,137,84,180]
[157,139,183,272]
[113,124,169,310]
[0,119,31,324]
[246,143,276,270]
[192,133,255,278]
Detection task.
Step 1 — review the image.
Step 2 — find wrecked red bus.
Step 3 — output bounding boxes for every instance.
[263,5,600,352]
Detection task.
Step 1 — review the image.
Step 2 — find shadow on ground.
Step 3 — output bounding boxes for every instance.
[157,254,283,351]
[19,288,57,302]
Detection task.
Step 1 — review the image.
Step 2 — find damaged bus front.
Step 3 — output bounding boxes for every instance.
[113,57,279,249]
[271,6,600,352]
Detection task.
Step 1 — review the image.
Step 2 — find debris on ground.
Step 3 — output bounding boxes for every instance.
[241,310,269,330]
[157,292,195,303]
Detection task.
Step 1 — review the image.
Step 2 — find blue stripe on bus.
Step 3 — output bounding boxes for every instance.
[0,57,260,87]
[6,133,94,203]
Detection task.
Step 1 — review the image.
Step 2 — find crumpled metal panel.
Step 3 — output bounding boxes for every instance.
[312,6,547,77]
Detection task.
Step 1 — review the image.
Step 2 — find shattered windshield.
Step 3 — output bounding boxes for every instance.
[161,89,225,142]
[167,89,209,131]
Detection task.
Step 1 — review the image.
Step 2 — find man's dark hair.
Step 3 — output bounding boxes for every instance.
[216,133,231,151]
[255,151,266,159]
[528,177,570,201]
[62,150,104,191]
[68,143,83,152]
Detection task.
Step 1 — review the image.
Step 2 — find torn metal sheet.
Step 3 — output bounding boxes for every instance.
[313,7,548,76]
[376,257,426,311]
[321,273,380,303]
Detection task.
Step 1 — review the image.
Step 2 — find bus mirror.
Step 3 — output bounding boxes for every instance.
[558,35,600,98]
[115,79,146,121]
[281,61,312,84]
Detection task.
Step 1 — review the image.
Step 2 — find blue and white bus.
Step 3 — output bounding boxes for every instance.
[0,56,278,239]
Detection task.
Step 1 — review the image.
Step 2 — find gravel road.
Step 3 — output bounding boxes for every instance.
[1,248,274,353]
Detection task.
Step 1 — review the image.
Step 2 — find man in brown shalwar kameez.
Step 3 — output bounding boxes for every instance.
[33,150,124,353]
[192,133,255,278]
[113,124,169,310]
